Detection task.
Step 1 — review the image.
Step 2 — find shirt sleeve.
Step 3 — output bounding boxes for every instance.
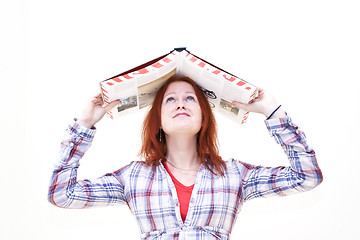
[241,115,323,201]
[48,119,127,209]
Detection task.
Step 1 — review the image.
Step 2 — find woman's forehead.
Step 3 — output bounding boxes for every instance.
[165,81,195,94]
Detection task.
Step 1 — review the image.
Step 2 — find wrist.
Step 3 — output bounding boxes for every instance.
[263,103,280,117]
[77,119,94,129]
[265,105,286,119]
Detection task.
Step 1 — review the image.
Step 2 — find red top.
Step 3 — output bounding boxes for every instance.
[163,161,194,222]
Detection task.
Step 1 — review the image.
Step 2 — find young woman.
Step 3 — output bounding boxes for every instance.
[48,75,323,239]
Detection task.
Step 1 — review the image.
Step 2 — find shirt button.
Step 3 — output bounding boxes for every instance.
[181,226,187,231]
[189,203,194,208]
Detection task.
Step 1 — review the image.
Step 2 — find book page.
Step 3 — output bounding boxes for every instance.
[100,50,257,123]
[100,51,179,119]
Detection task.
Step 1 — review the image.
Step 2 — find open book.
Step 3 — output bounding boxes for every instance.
[100,48,258,124]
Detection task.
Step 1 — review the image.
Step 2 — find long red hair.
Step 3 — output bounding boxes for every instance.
[139,74,226,176]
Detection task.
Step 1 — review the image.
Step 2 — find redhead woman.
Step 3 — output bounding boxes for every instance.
[48,75,323,239]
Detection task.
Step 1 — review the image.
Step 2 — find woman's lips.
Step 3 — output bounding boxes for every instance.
[174,113,190,118]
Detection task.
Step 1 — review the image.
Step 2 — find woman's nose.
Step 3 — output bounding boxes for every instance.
[176,100,186,110]
[176,105,186,110]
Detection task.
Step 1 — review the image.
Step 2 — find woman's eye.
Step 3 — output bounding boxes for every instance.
[166,97,175,103]
[185,96,195,102]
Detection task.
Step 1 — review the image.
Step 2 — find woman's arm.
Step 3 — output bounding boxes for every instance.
[48,94,124,208]
[232,89,323,200]
[239,115,323,201]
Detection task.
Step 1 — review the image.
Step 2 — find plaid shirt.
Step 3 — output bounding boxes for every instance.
[48,116,322,239]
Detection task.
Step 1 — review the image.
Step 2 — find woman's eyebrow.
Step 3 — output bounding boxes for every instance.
[163,92,175,98]
[164,91,195,97]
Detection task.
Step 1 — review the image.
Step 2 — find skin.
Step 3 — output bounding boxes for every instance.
[77,83,286,186]
[77,94,120,129]
[231,88,286,119]
[160,81,203,186]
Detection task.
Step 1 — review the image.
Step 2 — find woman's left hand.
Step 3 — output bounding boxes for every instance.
[231,88,286,119]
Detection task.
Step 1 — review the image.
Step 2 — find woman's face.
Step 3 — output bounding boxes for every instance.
[161,81,202,136]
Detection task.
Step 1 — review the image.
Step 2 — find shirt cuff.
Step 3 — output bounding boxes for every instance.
[66,118,96,143]
[264,114,303,144]
[265,112,290,128]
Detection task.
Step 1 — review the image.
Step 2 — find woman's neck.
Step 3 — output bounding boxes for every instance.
[165,135,200,170]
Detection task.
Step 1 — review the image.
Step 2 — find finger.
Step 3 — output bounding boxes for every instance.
[104,100,121,112]
[254,89,264,100]
[93,98,103,105]
[92,95,105,106]
[231,101,247,109]
[92,94,102,102]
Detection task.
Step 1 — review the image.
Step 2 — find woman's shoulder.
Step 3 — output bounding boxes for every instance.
[113,161,153,174]
[204,159,254,184]
[223,158,260,175]
[111,161,166,188]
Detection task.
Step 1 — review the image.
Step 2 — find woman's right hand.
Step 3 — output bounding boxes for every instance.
[77,94,120,128]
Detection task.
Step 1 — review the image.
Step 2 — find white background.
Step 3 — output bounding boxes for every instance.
[1,0,359,239]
